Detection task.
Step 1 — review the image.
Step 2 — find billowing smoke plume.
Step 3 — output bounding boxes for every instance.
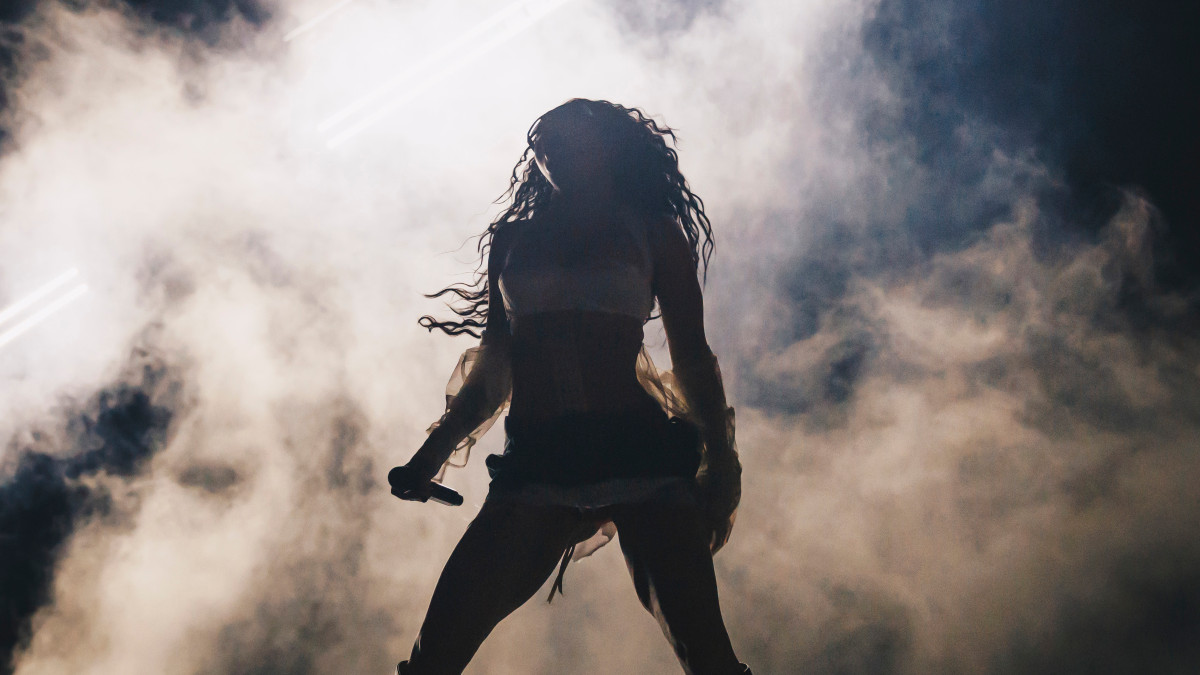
[0,0,1196,673]
[0,341,183,674]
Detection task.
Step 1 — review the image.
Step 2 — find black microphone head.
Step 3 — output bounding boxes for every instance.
[428,482,465,506]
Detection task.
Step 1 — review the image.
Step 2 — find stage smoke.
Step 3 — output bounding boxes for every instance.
[0,0,1195,673]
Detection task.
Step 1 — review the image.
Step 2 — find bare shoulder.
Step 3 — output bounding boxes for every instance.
[489,220,528,266]
[643,214,694,270]
[491,220,518,251]
[642,213,675,243]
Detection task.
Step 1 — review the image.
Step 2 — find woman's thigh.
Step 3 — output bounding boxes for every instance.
[407,500,585,673]
[611,498,741,675]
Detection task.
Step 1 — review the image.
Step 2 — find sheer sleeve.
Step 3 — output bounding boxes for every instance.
[424,340,511,481]
[634,345,738,479]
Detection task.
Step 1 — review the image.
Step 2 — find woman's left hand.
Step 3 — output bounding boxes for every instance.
[699,454,741,554]
[708,507,737,554]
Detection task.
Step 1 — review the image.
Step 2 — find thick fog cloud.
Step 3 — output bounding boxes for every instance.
[0,0,1196,673]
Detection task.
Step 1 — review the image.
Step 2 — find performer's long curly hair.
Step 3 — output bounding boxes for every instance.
[419,98,714,338]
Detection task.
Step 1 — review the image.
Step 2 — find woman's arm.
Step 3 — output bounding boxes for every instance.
[649,217,742,552]
[406,228,515,481]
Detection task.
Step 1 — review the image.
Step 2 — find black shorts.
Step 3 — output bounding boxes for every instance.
[485,407,701,489]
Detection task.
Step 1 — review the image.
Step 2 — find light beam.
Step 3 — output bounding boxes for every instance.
[321,0,575,148]
[0,283,89,350]
[0,268,79,328]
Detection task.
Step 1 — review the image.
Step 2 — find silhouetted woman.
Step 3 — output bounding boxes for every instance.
[391,98,748,675]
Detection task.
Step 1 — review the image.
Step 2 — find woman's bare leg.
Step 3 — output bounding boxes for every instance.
[612,498,745,675]
[403,500,584,675]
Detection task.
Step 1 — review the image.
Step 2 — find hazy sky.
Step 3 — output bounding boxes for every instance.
[1,1,1197,673]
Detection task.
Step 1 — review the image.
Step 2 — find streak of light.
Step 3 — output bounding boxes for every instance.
[319,0,569,132]
[321,0,575,148]
[0,268,79,328]
[0,284,89,350]
[284,0,356,42]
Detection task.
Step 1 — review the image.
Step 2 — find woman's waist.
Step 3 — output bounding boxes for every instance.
[504,396,668,434]
[507,357,660,419]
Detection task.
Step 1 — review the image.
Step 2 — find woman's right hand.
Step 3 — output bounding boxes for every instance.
[388,452,442,501]
[387,466,433,502]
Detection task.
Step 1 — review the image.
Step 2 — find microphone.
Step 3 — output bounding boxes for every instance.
[388,465,464,506]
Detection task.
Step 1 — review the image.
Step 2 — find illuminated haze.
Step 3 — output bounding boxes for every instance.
[1,0,1197,673]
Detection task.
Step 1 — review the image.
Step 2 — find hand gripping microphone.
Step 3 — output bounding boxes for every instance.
[388,465,464,506]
